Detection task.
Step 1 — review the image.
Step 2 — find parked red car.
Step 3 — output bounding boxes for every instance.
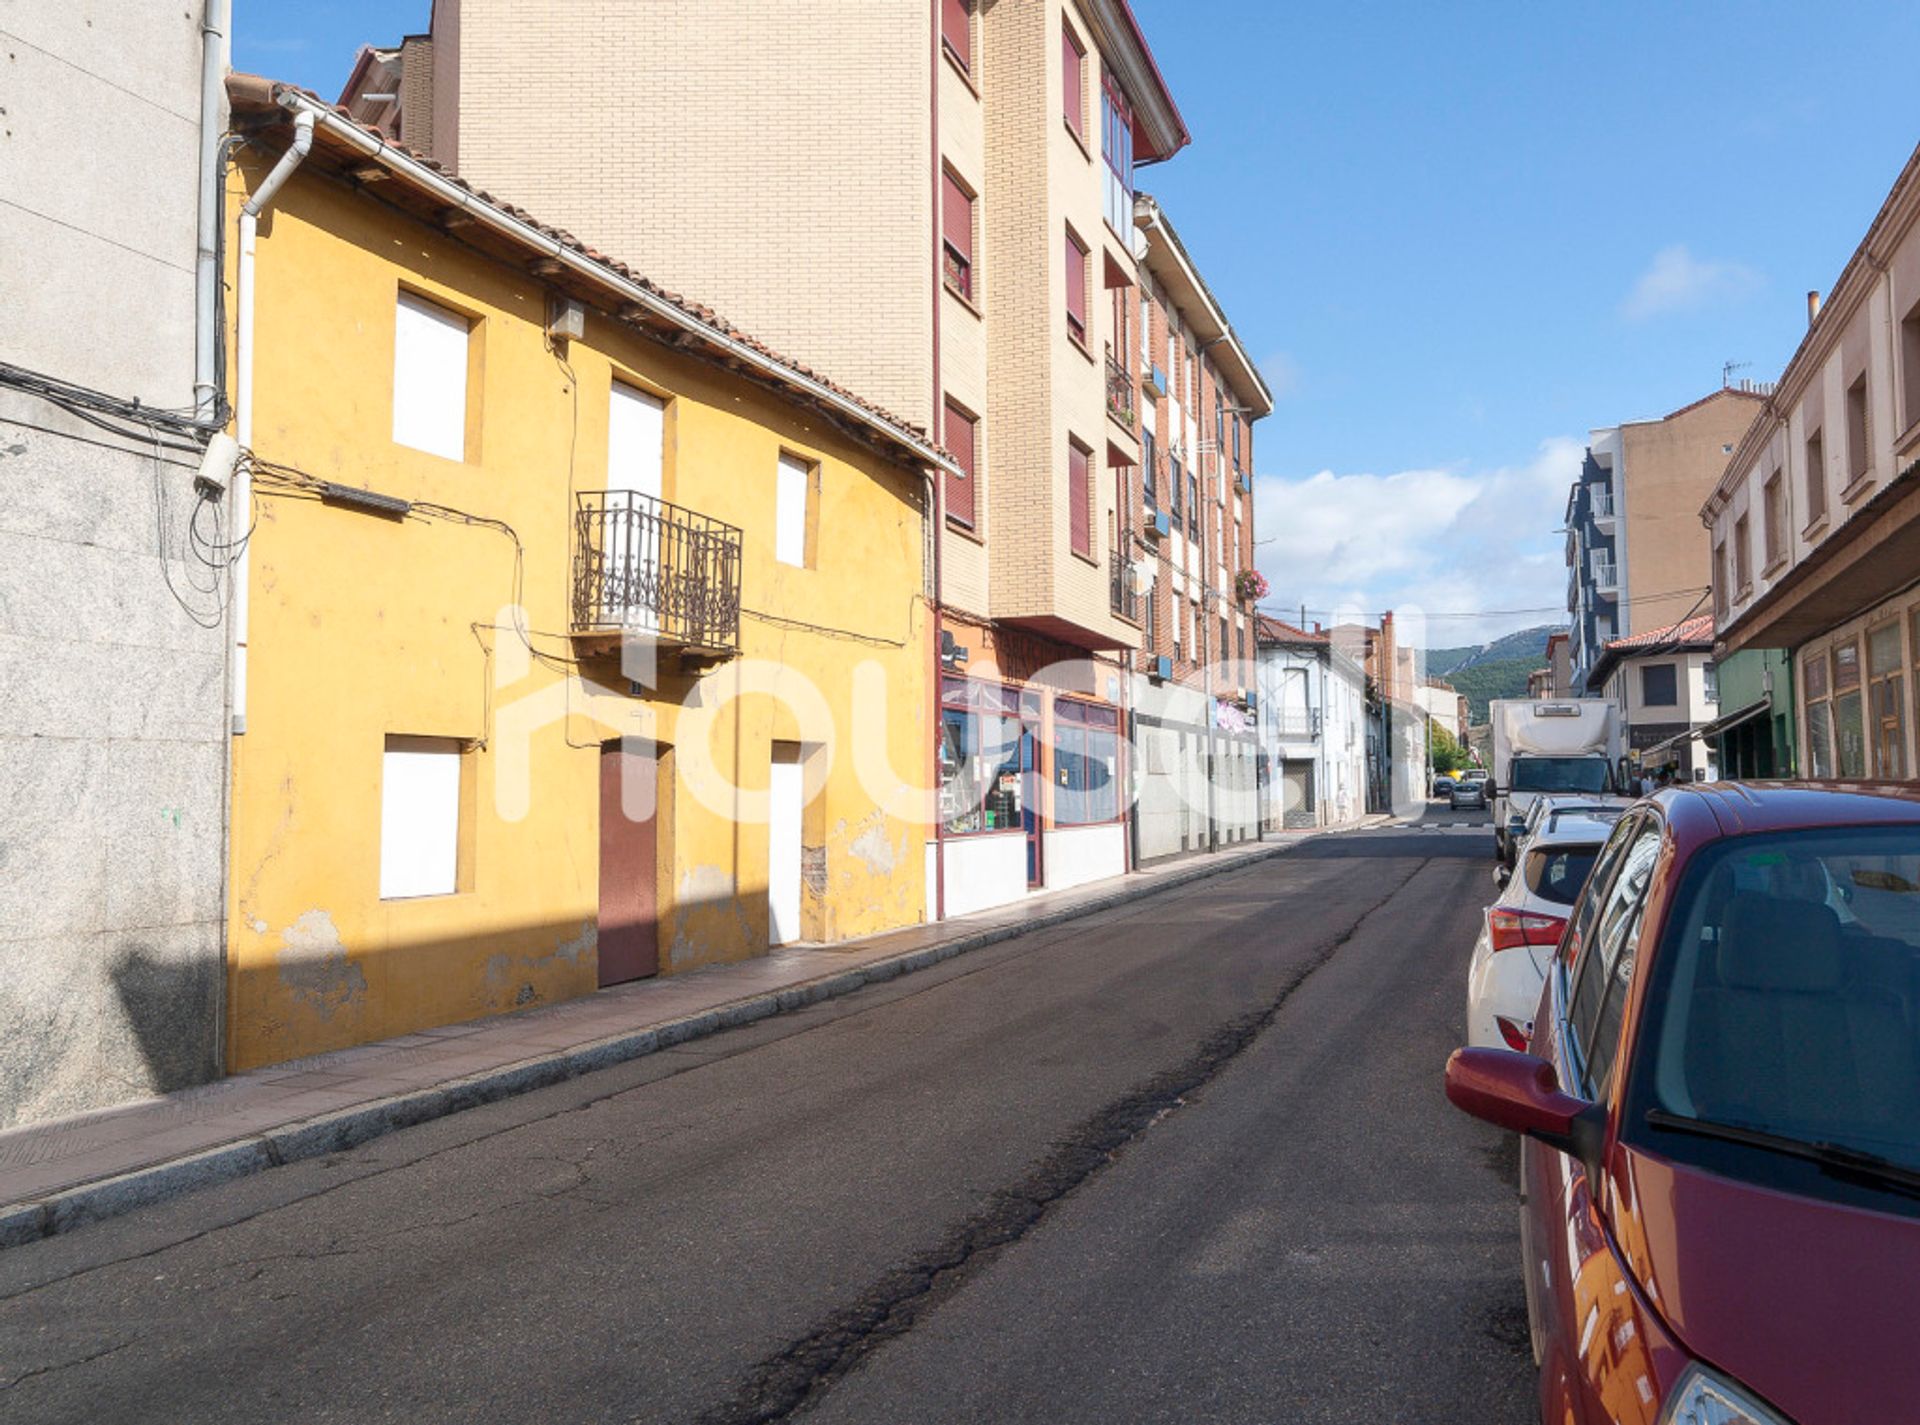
[1446,783,1920,1425]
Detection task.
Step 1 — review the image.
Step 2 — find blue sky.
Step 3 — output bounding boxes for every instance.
[235,1,1920,645]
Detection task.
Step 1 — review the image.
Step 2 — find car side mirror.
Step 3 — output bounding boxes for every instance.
[1494,863,1512,888]
[1444,1047,1604,1173]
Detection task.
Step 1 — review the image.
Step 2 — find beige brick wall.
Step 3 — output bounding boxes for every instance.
[937,28,991,618]
[1621,390,1765,634]
[440,0,935,427]
[978,0,1137,648]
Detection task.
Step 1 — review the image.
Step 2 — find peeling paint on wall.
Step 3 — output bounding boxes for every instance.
[275,910,367,1019]
[847,814,899,875]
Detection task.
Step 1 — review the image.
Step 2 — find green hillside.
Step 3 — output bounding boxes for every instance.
[1440,656,1544,724]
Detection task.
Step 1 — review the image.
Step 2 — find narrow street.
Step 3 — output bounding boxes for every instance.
[0,816,1531,1424]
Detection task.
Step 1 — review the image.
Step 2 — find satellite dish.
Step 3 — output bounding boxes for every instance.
[1128,559,1155,596]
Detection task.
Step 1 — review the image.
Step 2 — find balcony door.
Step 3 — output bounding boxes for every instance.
[608,382,665,635]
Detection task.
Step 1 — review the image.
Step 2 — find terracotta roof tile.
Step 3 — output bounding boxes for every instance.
[1604,614,1715,651]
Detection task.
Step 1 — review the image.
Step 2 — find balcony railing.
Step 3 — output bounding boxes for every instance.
[1266,709,1323,739]
[1110,546,1139,622]
[1105,345,1136,430]
[572,490,742,655]
[1591,557,1619,592]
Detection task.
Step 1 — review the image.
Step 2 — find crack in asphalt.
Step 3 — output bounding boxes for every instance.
[691,858,1433,1425]
[0,1339,135,1393]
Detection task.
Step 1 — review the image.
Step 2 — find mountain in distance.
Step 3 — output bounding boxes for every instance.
[1424,624,1567,724]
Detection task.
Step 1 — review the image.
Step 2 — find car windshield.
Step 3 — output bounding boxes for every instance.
[1642,827,1920,1175]
[1523,844,1601,906]
[1508,757,1611,794]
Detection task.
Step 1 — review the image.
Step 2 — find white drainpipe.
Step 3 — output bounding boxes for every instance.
[231,107,314,734]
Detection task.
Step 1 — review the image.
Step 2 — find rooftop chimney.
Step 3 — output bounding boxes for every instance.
[1808,290,1822,324]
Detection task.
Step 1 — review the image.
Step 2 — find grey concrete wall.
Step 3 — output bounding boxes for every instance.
[0,6,226,1127]
[0,2,205,401]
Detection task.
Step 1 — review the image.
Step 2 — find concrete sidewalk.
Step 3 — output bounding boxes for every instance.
[0,821,1381,1248]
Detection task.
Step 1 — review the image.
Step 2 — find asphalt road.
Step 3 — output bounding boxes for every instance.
[0,811,1531,1424]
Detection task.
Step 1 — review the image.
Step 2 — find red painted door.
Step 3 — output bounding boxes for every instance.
[598,742,659,985]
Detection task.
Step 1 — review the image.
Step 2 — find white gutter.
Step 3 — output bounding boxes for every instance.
[231,107,315,734]
[270,87,958,478]
[193,0,232,421]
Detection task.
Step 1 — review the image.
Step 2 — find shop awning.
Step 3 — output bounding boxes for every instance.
[1696,695,1772,743]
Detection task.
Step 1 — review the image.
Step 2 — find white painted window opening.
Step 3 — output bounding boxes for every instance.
[380,737,463,899]
[392,291,470,461]
[776,452,811,567]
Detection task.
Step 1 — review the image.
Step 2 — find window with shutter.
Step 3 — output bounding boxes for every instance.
[1065,228,1088,348]
[942,0,970,72]
[1068,439,1091,557]
[1062,23,1085,140]
[944,400,976,528]
[941,170,973,300]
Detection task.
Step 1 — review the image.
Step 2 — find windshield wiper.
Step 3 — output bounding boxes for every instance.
[1645,1108,1920,1199]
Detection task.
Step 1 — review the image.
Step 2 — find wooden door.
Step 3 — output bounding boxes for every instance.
[598,742,659,985]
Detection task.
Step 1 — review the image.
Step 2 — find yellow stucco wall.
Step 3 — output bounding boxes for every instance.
[226,155,929,1070]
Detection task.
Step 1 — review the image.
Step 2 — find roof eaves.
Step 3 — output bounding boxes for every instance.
[229,74,958,478]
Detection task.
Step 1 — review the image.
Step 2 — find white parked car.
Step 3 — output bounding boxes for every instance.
[1512,792,1634,854]
[1464,810,1618,1051]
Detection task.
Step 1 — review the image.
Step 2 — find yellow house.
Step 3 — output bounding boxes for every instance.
[221,78,947,1070]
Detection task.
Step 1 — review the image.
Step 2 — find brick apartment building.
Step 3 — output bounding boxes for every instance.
[343,0,1269,916]
[1126,196,1272,861]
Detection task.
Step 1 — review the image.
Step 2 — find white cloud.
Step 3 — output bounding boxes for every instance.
[1622,244,1761,322]
[1251,437,1582,645]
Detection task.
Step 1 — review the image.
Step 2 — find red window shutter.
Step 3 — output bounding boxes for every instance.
[1065,232,1086,341]
[942,0,970,70]
[942,173,971,263]
[1068,442,1090,556]
[1062,26,1084,138]
[944,401,976,527]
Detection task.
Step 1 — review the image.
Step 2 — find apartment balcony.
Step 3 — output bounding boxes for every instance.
[1591,557,1619,594]
[1591,488,1618,533]
[571,490,742,662]
[1105,345,1136,431]
[1267,708,1323,740]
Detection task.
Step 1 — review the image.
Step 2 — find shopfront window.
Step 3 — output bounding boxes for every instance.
[1869,621,1906,779]
[1833,639,1867,777]
[939,677,1024,835]
[1053,698,1121,825]
[1803,649,1833,779]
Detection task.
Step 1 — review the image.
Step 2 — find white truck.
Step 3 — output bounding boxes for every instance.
[1489,699,1624,864]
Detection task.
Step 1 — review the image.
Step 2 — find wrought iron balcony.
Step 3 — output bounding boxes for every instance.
[572,490,742,657]
[1105,345,1136,430]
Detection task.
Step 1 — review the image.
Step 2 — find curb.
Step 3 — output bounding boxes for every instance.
[0,823,1380,1249]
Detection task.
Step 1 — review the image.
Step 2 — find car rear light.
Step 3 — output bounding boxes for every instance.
[1487,907,1566,953]
[1495,1015,1531,1051]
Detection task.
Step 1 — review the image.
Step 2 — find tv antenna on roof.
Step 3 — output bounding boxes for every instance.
[1722,360,1751,388]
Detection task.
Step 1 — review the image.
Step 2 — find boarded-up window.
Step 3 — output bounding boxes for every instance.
[945,400,977,527]
[380,736,463,899]
[1068,439,1091,557]
[941,170,974,300]
[392,291,469,461]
